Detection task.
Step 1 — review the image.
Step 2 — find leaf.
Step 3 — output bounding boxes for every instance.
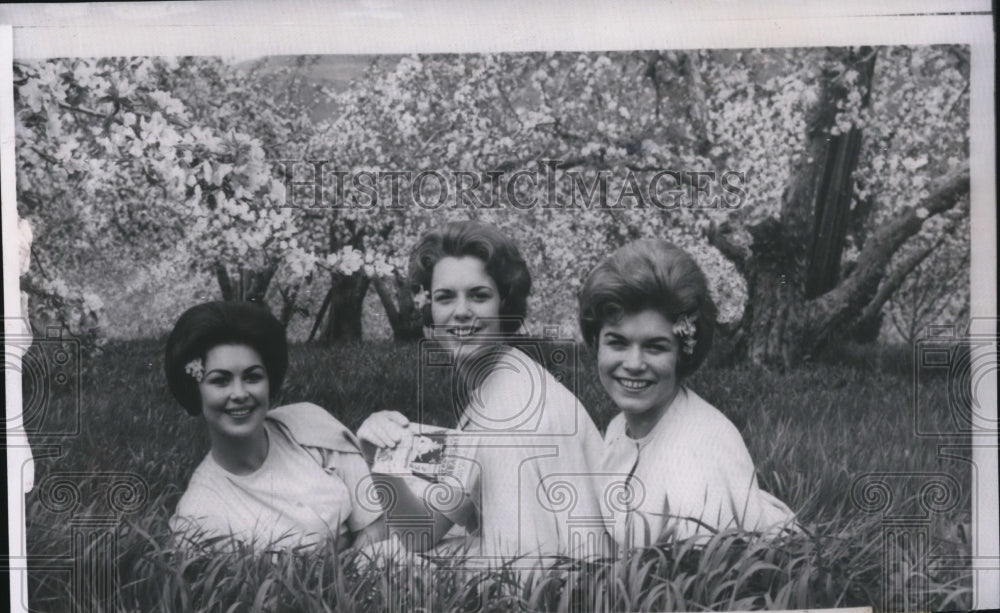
[251,576,276,612]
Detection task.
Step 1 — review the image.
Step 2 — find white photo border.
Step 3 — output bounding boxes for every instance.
[2,1,995,611]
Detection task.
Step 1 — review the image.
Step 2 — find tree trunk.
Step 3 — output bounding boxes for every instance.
[733,49,849,367]
[320,272,369,344]
[707,49,970,368]
[276,282,304,329]
[723,162,970,368]
[214,263,276,303]
[738,220,810,366]
[372,273,425,342]
[805,48,877,299]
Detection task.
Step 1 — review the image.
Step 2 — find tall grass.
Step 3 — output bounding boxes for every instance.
[23,339,972,611]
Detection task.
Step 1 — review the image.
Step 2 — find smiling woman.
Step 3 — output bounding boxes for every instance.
[164,301,387,551]
[427,255,503,352]
[198,344,271,465]
[580,239,798,548]
[357,221,612,561]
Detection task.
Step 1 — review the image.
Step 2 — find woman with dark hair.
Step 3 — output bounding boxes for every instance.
[165,301,386,550]
[579,239,797,548]
[358,220,610,560]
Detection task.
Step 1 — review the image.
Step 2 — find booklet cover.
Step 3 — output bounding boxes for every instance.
[371,425,469,483]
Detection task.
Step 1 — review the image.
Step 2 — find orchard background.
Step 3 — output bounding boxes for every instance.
[13,47,977,611]
[15,47,970,361]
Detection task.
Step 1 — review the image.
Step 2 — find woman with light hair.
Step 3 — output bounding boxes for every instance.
[358,220,612,561]
[579,239,798,548]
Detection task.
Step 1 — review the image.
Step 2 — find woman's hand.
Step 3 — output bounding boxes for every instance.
[356,411,410,448]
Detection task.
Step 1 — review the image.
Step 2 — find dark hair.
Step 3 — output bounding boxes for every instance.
[165,301,288,416]
[410,220,532,334]
[578,239,717,379]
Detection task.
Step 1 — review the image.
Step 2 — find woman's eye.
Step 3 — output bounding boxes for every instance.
[472,292,493,302]
[206,376,228,386]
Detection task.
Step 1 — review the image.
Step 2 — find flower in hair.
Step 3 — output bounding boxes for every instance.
[672,313,698,355]
[184,358,205,382]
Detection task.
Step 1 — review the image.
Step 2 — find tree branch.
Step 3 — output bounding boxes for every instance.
[308,285,336,343]
[853,235,943,328]
[705,221,750,277]
[372,275,400,328]
[809,160,970,333]
[214,262,235,301]
[276,282,304,328]
[497,81,524,129]
[57,103,107,119]
[682,51,712,155]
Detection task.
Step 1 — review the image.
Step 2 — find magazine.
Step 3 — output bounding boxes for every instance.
[371,424,470,484]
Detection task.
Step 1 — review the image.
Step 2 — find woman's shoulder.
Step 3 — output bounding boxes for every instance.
[267,402,362,454]
[676,389,740,432]
[669,388,754,468]
[651,388,747,456]
[470,344,596,436]
[496,345,588,406]
[604,412,628,440]
[475,346,535,393]
[268,402,338,425]
[485,345,574,394]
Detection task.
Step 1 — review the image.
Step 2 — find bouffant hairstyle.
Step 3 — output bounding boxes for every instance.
[410,220,532,334]
[165,301,288,416]
[578,239,717,379]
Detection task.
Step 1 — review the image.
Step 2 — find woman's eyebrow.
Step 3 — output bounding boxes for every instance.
[434,285,494,293]
[205,364,264,375]
[645,336,674,344]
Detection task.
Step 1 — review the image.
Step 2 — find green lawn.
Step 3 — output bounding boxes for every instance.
[23,339,973,611]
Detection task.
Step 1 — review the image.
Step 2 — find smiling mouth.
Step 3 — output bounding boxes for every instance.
[224,407,255,418]
[447,326,482,338]
[616,377,653,391]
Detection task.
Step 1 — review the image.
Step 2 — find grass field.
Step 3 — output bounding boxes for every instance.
[23,338,973,611]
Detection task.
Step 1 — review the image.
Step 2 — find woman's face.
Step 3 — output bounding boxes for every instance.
[429,255,503,352]
[199,343,270,441]
[597,308,681,420]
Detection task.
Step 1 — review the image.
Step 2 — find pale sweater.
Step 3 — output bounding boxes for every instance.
[601,388,797,547]
[446,346,610,560]
[170,403,381,550]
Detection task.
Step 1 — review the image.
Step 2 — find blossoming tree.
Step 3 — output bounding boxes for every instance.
[15,47,970,365]
[14,56,353,342]
[300,46,969,364]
